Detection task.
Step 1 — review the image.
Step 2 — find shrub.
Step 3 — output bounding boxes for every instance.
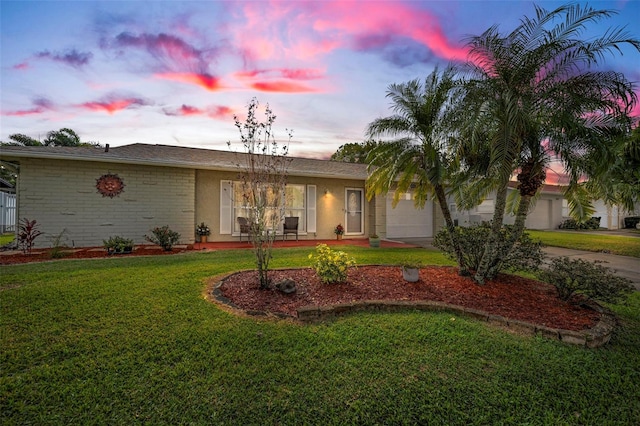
[308,243,356,284]
[103,235,134,254]
[558,217,601,230]
[539,256,634,304]
[433,223,544,274]
[47,228,70,258]
[145,226,180,251]
[18,218,44,255]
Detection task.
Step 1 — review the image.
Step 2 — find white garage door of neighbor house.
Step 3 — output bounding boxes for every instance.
[525,199,551,230]
[386,193,433,238]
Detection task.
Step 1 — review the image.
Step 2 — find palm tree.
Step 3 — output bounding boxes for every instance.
[365,66,469,275]
[460,3,639,283]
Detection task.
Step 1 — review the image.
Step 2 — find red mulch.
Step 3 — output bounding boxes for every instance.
[219,266,601,331]
[0,246,192,265]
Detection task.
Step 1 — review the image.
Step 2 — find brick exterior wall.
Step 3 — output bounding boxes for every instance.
[17,159,195,248]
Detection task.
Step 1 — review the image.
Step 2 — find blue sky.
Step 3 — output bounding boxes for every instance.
[1,0,639,159]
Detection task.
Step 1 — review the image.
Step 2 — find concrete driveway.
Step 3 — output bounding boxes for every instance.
[394,236,640,291]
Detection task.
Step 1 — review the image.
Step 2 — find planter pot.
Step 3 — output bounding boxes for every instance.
[336,234,343,241]
[369,237,380,248]
[199,235,208,243]
[402,266,420,282]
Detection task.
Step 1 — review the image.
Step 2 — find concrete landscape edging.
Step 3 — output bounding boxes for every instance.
[209,276,617,348]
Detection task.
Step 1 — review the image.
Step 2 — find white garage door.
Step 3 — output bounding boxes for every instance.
[525,199,551,229]
[386,193,433,238]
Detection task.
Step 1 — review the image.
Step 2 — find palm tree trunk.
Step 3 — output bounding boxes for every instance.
[486,193,532,278]
[434,184,469,276]
[474,183,509,284]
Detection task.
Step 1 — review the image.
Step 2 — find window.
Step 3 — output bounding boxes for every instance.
[231,182,306,233]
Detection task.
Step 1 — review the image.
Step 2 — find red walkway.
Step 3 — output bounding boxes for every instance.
[192,238,418,250]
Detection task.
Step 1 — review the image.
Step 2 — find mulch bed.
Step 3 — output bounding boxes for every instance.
[0,246,193,265]
[219,266,601,331]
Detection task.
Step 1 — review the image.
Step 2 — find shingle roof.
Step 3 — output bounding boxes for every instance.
[0,143,368,180]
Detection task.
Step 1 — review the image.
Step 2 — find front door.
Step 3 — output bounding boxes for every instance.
[345,188,364,235]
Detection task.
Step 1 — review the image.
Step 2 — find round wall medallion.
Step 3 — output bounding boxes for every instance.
[96,173,125,198]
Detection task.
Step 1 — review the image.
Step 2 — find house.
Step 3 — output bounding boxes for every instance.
[1,143,438,248]
[451,183,567,230]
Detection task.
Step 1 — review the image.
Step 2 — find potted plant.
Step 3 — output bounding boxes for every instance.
[196,222,211,243]
[334,224,344,240]
[402,262,422,282]
[369,233,380,248]
[103,236,134,255]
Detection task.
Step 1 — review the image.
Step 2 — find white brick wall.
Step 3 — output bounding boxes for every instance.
[18,159,195,248]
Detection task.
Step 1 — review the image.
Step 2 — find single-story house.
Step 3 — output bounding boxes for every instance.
[452,183,567,230]
[0,143,440,248]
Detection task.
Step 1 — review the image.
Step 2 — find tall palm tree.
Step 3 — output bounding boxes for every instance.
[366,66,469,275]
[460,3,639,283]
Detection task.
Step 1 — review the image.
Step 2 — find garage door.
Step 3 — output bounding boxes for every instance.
[386,193,433,238]
[525,199,551,229]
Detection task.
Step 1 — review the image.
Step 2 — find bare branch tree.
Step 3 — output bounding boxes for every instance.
[228,98,292,289]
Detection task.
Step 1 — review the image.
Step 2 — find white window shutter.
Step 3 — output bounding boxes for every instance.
[307,185,316,233]
[220,180,232,234]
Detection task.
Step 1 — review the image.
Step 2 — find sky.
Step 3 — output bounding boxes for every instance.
[1,0,639,160]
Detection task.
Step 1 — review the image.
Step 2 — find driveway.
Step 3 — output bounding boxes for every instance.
[394,237,640,291]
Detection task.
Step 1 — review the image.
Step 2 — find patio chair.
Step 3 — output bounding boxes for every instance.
[282,216,299,241]
[237,217,253,242]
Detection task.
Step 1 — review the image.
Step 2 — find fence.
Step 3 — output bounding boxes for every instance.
[1,192,16,234]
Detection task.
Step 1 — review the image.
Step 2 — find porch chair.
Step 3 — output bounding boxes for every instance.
[237,217,253,242]
[282,216,299,241]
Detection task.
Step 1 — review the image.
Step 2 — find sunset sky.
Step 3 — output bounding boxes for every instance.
[2,0,639,160]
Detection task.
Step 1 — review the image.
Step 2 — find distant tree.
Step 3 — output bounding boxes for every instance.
[331,140,380,163]
[228,98,292,289]
[2,134,43,146]
[2,128,101,147]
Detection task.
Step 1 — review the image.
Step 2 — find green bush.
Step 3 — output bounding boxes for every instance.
[558,217,601,230]
[145,226,180,251]
[103,235,134,254]
[433,223,544,274]
[539,256,634,304]
[308,243,356,284]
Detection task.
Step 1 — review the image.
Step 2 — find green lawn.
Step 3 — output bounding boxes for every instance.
[528,230,640,258]
[2,246,639,424]
[0,233,15,246]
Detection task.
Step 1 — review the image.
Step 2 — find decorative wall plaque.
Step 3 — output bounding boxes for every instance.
[96,173,125,198]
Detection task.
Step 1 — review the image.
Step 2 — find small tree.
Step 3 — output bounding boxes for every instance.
[228,98,292,289]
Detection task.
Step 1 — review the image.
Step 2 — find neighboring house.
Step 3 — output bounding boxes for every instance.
[592,199,640,230]
[0,177,16,233]
[1,143,439,248]
[451,183,566,230]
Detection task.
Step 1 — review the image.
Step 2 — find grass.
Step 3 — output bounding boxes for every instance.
[2,245,639,424]
[0,233,15,246]
[528,230,640,258]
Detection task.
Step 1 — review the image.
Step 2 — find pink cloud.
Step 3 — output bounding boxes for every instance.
[154,72,222,91]
[2,98,54,116]
[250,80,319,93]
[231,1,469,65]
[163,104,234,119]
[78,95,150,114]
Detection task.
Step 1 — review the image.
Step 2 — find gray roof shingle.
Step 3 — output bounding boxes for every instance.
[1,143,368,179]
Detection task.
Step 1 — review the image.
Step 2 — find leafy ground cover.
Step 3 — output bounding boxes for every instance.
[528,230,640,258]
[2,247,639,424]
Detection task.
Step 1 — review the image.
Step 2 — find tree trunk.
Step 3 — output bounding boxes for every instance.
[434,184,469,276]
[486,193,532,278]
[474,183,509,284]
